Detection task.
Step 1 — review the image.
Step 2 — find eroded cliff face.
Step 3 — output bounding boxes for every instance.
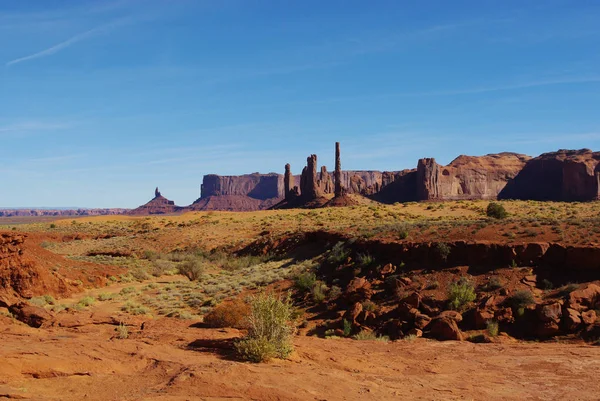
[499,149,600,201]
[201,173,285,200]
[416,153,531,201]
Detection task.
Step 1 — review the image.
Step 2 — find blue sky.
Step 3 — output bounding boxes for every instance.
[1,0,599,208]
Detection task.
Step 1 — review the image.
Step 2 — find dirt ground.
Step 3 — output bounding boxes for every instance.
[2,315,600,401]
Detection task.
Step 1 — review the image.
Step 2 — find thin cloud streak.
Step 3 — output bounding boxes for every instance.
[6,18,130,66]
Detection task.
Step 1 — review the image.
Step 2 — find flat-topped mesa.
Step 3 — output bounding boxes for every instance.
[499,149,600,201]
[300,154,322,200]
[416,153,530,201]
[334,141,343,197]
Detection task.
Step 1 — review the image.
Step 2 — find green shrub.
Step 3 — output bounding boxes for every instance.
[342,318,352,337]
[97,293,115,301]
[295,271,316,292]
[361,300,377,312]
[178,259,204,281]
[119,286,136,295]
[311,281,328,303]
[353,330,389,342]
[448,278,476,311]
[487,202,508,219]
[78,296,95,307]
[483,276,503,291]
[235,292,295,363]
[436,242,451,261]
[327,242,350,265]
[356,253,374,267]
[328,285,342,299]
[508,290,534,310]
[29,295,55,307]
[487,320,499,337]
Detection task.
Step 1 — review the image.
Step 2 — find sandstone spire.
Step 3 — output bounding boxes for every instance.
[300,154,321,200]
[334,141,343,197]
[284,163,294,200]
[155,187,161,198]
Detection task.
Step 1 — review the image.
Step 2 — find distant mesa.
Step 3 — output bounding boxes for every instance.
[125,146,599,214]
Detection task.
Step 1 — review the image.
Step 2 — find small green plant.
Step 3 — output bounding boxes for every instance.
[328,285,342,299]
[119,287,136,295]
[294,271,317,292]
[97,293,115,301]
[540,279,554,290]
[558,283,579,297]
[235,292,295,363]
[78,296,95,307]
[486,202,508,219]
[342,318,352,337]
[311,281,328,303]
[448,277,476,311]
[356,253,374,267]
[116,323,129,339]
[29,294,55,307]
[508,290,535,310]
[487,320,499,337]
[353,330,389,342]
[177,259,204,281]
[49,223,56,229]
[483,276,503,291]
[361,300,377,312]
[436,242,451,261]
[326,242,350,265]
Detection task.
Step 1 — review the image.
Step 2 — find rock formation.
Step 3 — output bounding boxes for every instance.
[300,154,322,201]
[335,142,343,197]
[319,166,334,194]
[284,164,293,201]
[201,173,285,200]
[416,153,531,201]
[129,188,181,215]
[499,149,600,201]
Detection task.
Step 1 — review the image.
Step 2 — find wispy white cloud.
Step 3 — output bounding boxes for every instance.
[6,18,131,66]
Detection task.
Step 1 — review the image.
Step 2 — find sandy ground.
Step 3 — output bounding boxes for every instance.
[1,316,599,401]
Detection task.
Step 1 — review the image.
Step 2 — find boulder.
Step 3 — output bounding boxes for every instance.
[567,283,600,312]
[426,316,463,341]
[537,301,562,324]
[9,302,54,328]
[474,309,495,329]
[582,310,597,325]
[344,302,363,326]
[345,278,373,302]
[438,310,463,323]
[380,263,396,277]
[407,328,423,338]
[562,308,582,332]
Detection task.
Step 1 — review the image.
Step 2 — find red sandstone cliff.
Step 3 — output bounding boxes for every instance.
[416,153,531,201]
[499,149,600,201]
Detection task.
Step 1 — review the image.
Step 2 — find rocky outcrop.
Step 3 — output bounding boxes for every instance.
[416,153,531,201]
[500,149,600,201]
[0,233,72,305]
[284,164,295,201]
[129,188,182,215]
[319,166,334,194]
[201,173,285,200]
[188,195,280,212]
[335,142,343,197]
[300,155,321,200]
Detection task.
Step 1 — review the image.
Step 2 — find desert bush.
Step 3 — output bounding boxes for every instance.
[120,286,136,295]
[203,299,250,328]
[235,292,295,363]
[540,279,554,290]
[508,290,534,310]
[121,302,150,315]
[178,259,204,281]
[356,253,374,267]
[558,283,579,298]
[328,285,342,299]
[483,276,503,291]
[116,323,129,339]
[78,296,95,307]
[448,277,476,311]
[97,292,115,301]
[435,242,451,261]
[487,320,499,337]
[342,318,352,337]
[294,271,317,292]
[486,202,508,219]
[311,281,328,303]
[29,295,55,307]
[361,300,377,312]
[327,242,350,265]
[353,330,389,342]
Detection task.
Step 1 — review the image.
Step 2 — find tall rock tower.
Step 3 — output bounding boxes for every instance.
[334,141,343,197]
